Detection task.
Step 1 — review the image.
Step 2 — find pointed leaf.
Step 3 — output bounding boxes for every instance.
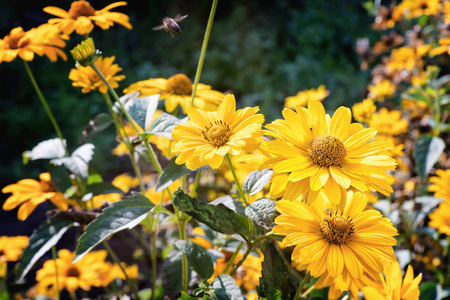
[419,281,438,300]
[113,91,139,114]
[17,218,75,283]
[245,198,277,229]
[174,240,214,280]
[128,95,159,131]
[80,113,113,143]
[81,182,124,201]
[149,113,188,138]
[243,169,273,196]
[211,275,245,300]
[156,157,200,192]
[51,144,95,179]
[210,196,246,216]
[47,163,73,193]
[74,193,154,262]
[23,138,66,163]
[413,135,445,180]
[173,189,249,236]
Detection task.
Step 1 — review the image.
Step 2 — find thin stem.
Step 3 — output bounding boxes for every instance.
[51,246,61,300]
[178,218,189,292]
[102,241,139,300]
[433,91,442,137]
[293,271,311,300]
[190,0,219,107]
[229,242,252,276]
[222,242,244,274]
[191,170,202,197]
[300,284,315,298]
[225,154,248,205]
[22,60,68,156]
[149,217,157,300]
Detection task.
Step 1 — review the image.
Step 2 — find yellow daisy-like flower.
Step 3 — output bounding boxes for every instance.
[0,24,68,64]
[171,94,264,169]
[36,249,110,292]
[363,262,422,300]
[387,47,423,72]
[123,74,224,113]
[368,79,396,102]
[429,169,450,201]
[2,173,69,221]
[429,201,450,235]
[284,85,329,109]
[273,191,398,286]
[398,0,441,19]
[69,56,125,94]
[43,0,132,36]
[0,236,29,263]
[352,98,376,124]
[369,108,408,137]
[262,99,396,205]
[100,262,138,286]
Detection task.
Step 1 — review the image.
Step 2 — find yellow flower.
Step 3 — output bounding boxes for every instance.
[429,201,450,235]
[398,0,441,19]
[262,100,396,205]
[44,0,132,35]
[284,85,329,109]
[100,262,138,286]
[123,74,224,113]
[0,24,68,63]
[352,98,376,124]
[69,56,125,93]
[70,37,99,67]
[369,108,408,137]
[429,169,450,201]
[273,191,398,287]
[368,79,396,102]
[387,47,422,71]
[0,236,29,263]
[2,173,69,221]
[363,262,422,300]
[171,94,264,169]
[36,249,110,292]
[429,37,450,57]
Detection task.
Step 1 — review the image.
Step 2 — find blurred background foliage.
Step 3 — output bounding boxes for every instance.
[0,0,376,199]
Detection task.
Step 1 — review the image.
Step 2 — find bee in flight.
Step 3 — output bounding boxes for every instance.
[153,14,188,38]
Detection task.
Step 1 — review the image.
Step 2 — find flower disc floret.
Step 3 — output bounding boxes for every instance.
[166,73,192,95]
[310,134,347,167]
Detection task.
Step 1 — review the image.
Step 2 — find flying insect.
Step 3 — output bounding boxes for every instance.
[153,14,188,38]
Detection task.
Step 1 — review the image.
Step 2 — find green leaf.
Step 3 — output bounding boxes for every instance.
[22,138,66,163]
[155,157,195,192]
[149,113,188,139]
[51,143,95,179]
[178,292,199,300]
[210,196,246,216]
[174,240,214,280]
[419,281,437,300]
[401,92,431,106]
[243,169,273,195]
[257,242,297,300]
[128,95,159,131]
[211,275,245,300]
[81,182,124,201]
[47,163,73,193]
[17,218,75,283]
[245,198,277,229]
[80,113,113,143]
[74,193,154,262]
[413,134,446,180]
[173,189,249,236]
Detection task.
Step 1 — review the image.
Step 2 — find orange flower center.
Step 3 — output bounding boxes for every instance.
[68,0,96,19]
[202,120,232,148]
[309,134,347,167]
[319,213,354,245]
[4,28,30,49]
[40,180,57,193]
[66,266,81,277]
[166,74,192,95]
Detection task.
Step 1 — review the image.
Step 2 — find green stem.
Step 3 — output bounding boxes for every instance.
[102,241,139,300]
[225,154,248,205]
[190,0,219,107]
[51,246,61,300]
[22,60,68,156]
[178,217,189,292]
[301,284,315,298]
[149,217,157,300]
[222,242,244,274]
[229,242,252,276]
[433,91,442,137]
[293,271,311,300]
[191,170,202,197]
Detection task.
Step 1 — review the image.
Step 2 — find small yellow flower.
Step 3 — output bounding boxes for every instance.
[44,0,132,35]
[70,37,100,67]
[368,79,396,102]
[429,201,450,234]
[0,236,29,263]
[369,108,408,137]
[387,47,422,71]
[124,74,224,113]
[284,85,329,109]
[429,37,450,57]
[69,56,125,93]
[2,173,69,221]
[397,0,441,19]
[352,98,376,124]
[363,262,422,300]
[172,94,265,169]
[429,169,450,201]
[0,24,68,64]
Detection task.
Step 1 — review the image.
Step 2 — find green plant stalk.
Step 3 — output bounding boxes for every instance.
[293,271,311,300]
[149,216,158,300]
[229,240,253,276]
[222,241,244,274]
[225,154,248,205]
[101,92,146,193]
[22,60,69,156]
[51,245,61,300]
[177,215,189,292]
[433,92,442,137]
[300,284,315,298]
[102,240,139,299]
[190,0,219,107]
[190,169,202,197]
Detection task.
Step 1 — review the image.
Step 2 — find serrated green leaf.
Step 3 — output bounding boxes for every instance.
[81,182,124,201]
[211,275,245,300]
[175,240,214,280]
[413,135,446,180]
[17,218,75,283]
[74,193,154,262]
[173,190,249,236]
[245,198,277,229]
[47,163,73,193]
[149,113,188,139]
[155,157,194,192]
[210,196,246,216]
[243,169,273,196]
[128,95,159,131]
[419,281,437,300]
